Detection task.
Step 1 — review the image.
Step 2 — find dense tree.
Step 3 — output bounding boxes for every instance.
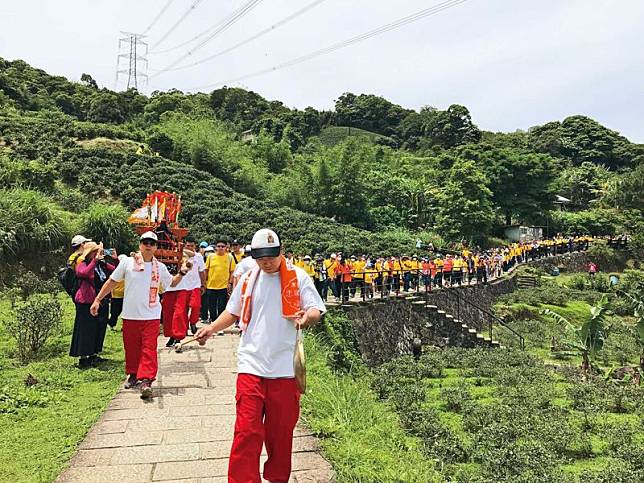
[458,146,559,225]
[87,92,124,123]
[433,159,495,242]
[528,115,637,169]
[334,92,411,136]
[556,162,613,209]
[422,104,482,148]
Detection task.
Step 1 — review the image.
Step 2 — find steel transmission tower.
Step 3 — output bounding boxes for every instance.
[115,32,149,91]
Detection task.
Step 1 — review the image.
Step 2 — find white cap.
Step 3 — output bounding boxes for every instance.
[250,228,281,259]
[140,231,158,241]
[330,253,337,259]
[244,244,252,253]
[204,245,214,252]
[71,235,91,246]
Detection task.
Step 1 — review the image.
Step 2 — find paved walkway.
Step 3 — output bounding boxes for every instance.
[58,332,334,483]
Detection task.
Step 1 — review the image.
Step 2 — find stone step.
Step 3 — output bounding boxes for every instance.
[461,323,469,329]
[475,333,485,339]
[427,305,438,310]
[412,301,426,305]
[445,314,454,319]
[468,328,478,334]
[437,310,446,315]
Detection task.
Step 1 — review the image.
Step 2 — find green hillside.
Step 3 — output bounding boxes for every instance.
[1,56,642,272]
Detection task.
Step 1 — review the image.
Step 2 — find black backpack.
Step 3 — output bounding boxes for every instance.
[58,255,80,298]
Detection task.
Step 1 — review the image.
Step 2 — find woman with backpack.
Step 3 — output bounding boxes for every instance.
[70,242,118,369]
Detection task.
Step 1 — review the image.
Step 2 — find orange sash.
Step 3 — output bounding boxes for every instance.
[239,255,301,331]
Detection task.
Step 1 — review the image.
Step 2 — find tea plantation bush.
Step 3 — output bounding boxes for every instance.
[58,148,419,254]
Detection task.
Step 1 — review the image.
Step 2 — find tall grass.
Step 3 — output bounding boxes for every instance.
[0,188,73,260]
[301,334,440,482]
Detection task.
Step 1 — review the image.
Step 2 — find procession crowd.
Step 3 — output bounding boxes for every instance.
[60,229,597,481]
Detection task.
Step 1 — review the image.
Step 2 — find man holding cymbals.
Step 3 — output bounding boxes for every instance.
[195,228,326,483]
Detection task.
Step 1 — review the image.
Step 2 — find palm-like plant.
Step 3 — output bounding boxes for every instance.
[542,297,609,373]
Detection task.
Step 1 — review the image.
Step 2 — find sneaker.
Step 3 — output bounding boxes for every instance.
[189,324,198,335]
[165,337,176,348]
[174,342,183,353]
[217,331,225,336]
[124,374,139,389]
[140,380,153,399]
[78,357,92,369]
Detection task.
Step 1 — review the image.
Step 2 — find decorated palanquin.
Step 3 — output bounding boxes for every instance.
[128,191,188,270]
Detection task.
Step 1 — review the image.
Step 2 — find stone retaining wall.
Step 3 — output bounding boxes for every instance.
[341,251,598,366]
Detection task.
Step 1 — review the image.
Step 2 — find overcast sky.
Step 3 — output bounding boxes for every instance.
[1,0,643,141]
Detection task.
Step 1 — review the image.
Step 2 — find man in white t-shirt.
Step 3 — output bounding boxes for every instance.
[232,245,258,288]
[161,239,206,348]
[91,231,189,399]
[195,229,325,483]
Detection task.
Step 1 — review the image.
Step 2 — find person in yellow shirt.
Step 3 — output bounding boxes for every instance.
[204,239,236,331]
[387,257,402,294]
[410,255,420,290]
[351,255,366,298]
[374,257,385,295]
[363,262,376,299]
[108,254,126,330]
[433,255,444,287]
[452,256,464,286]
[325,254,339,300]
[301,255,316,277]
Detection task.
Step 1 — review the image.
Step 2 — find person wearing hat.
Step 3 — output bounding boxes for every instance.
[69,235,91,269]
[90,231,189,398]
[71,241,118,369]
[232,245,258,289]
[195,228,326,482]
[230,240,244,264]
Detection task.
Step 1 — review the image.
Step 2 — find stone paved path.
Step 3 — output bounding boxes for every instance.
[57,332,334,483]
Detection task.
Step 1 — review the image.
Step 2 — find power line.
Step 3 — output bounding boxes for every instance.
[152,0,263,76]
[186,0,470,91]
[150,4,231,55]
[150,0,205,50]
[141,0,176,35]
[152,0,328,75]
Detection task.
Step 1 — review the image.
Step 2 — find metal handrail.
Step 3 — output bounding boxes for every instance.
[442,287,525,350]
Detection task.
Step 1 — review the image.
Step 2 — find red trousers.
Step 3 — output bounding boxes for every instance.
[162,290,188,340]
[229,374,300,483]
[186,287,202,324]
[162,289,202,339]
[122,319,159,381]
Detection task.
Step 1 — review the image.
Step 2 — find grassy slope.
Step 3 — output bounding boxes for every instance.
[0,296,124,483]
[301,334,440,482]
[312,126,382,147]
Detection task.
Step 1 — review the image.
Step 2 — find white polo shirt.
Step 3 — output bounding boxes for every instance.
[226,266,326,378]
[110,257,173,320]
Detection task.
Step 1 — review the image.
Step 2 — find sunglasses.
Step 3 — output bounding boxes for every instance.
[216,244,226,248]
[141,240,157,246]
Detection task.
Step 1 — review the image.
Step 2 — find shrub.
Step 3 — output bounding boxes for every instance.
[441,383,472,412]
[418,349,445,378]
[2,293,63,364]
[0,188,72,260]
[316,312,364,374]
[81,202,137,252]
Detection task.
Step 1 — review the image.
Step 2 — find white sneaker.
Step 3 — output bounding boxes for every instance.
[217,331,225,336]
